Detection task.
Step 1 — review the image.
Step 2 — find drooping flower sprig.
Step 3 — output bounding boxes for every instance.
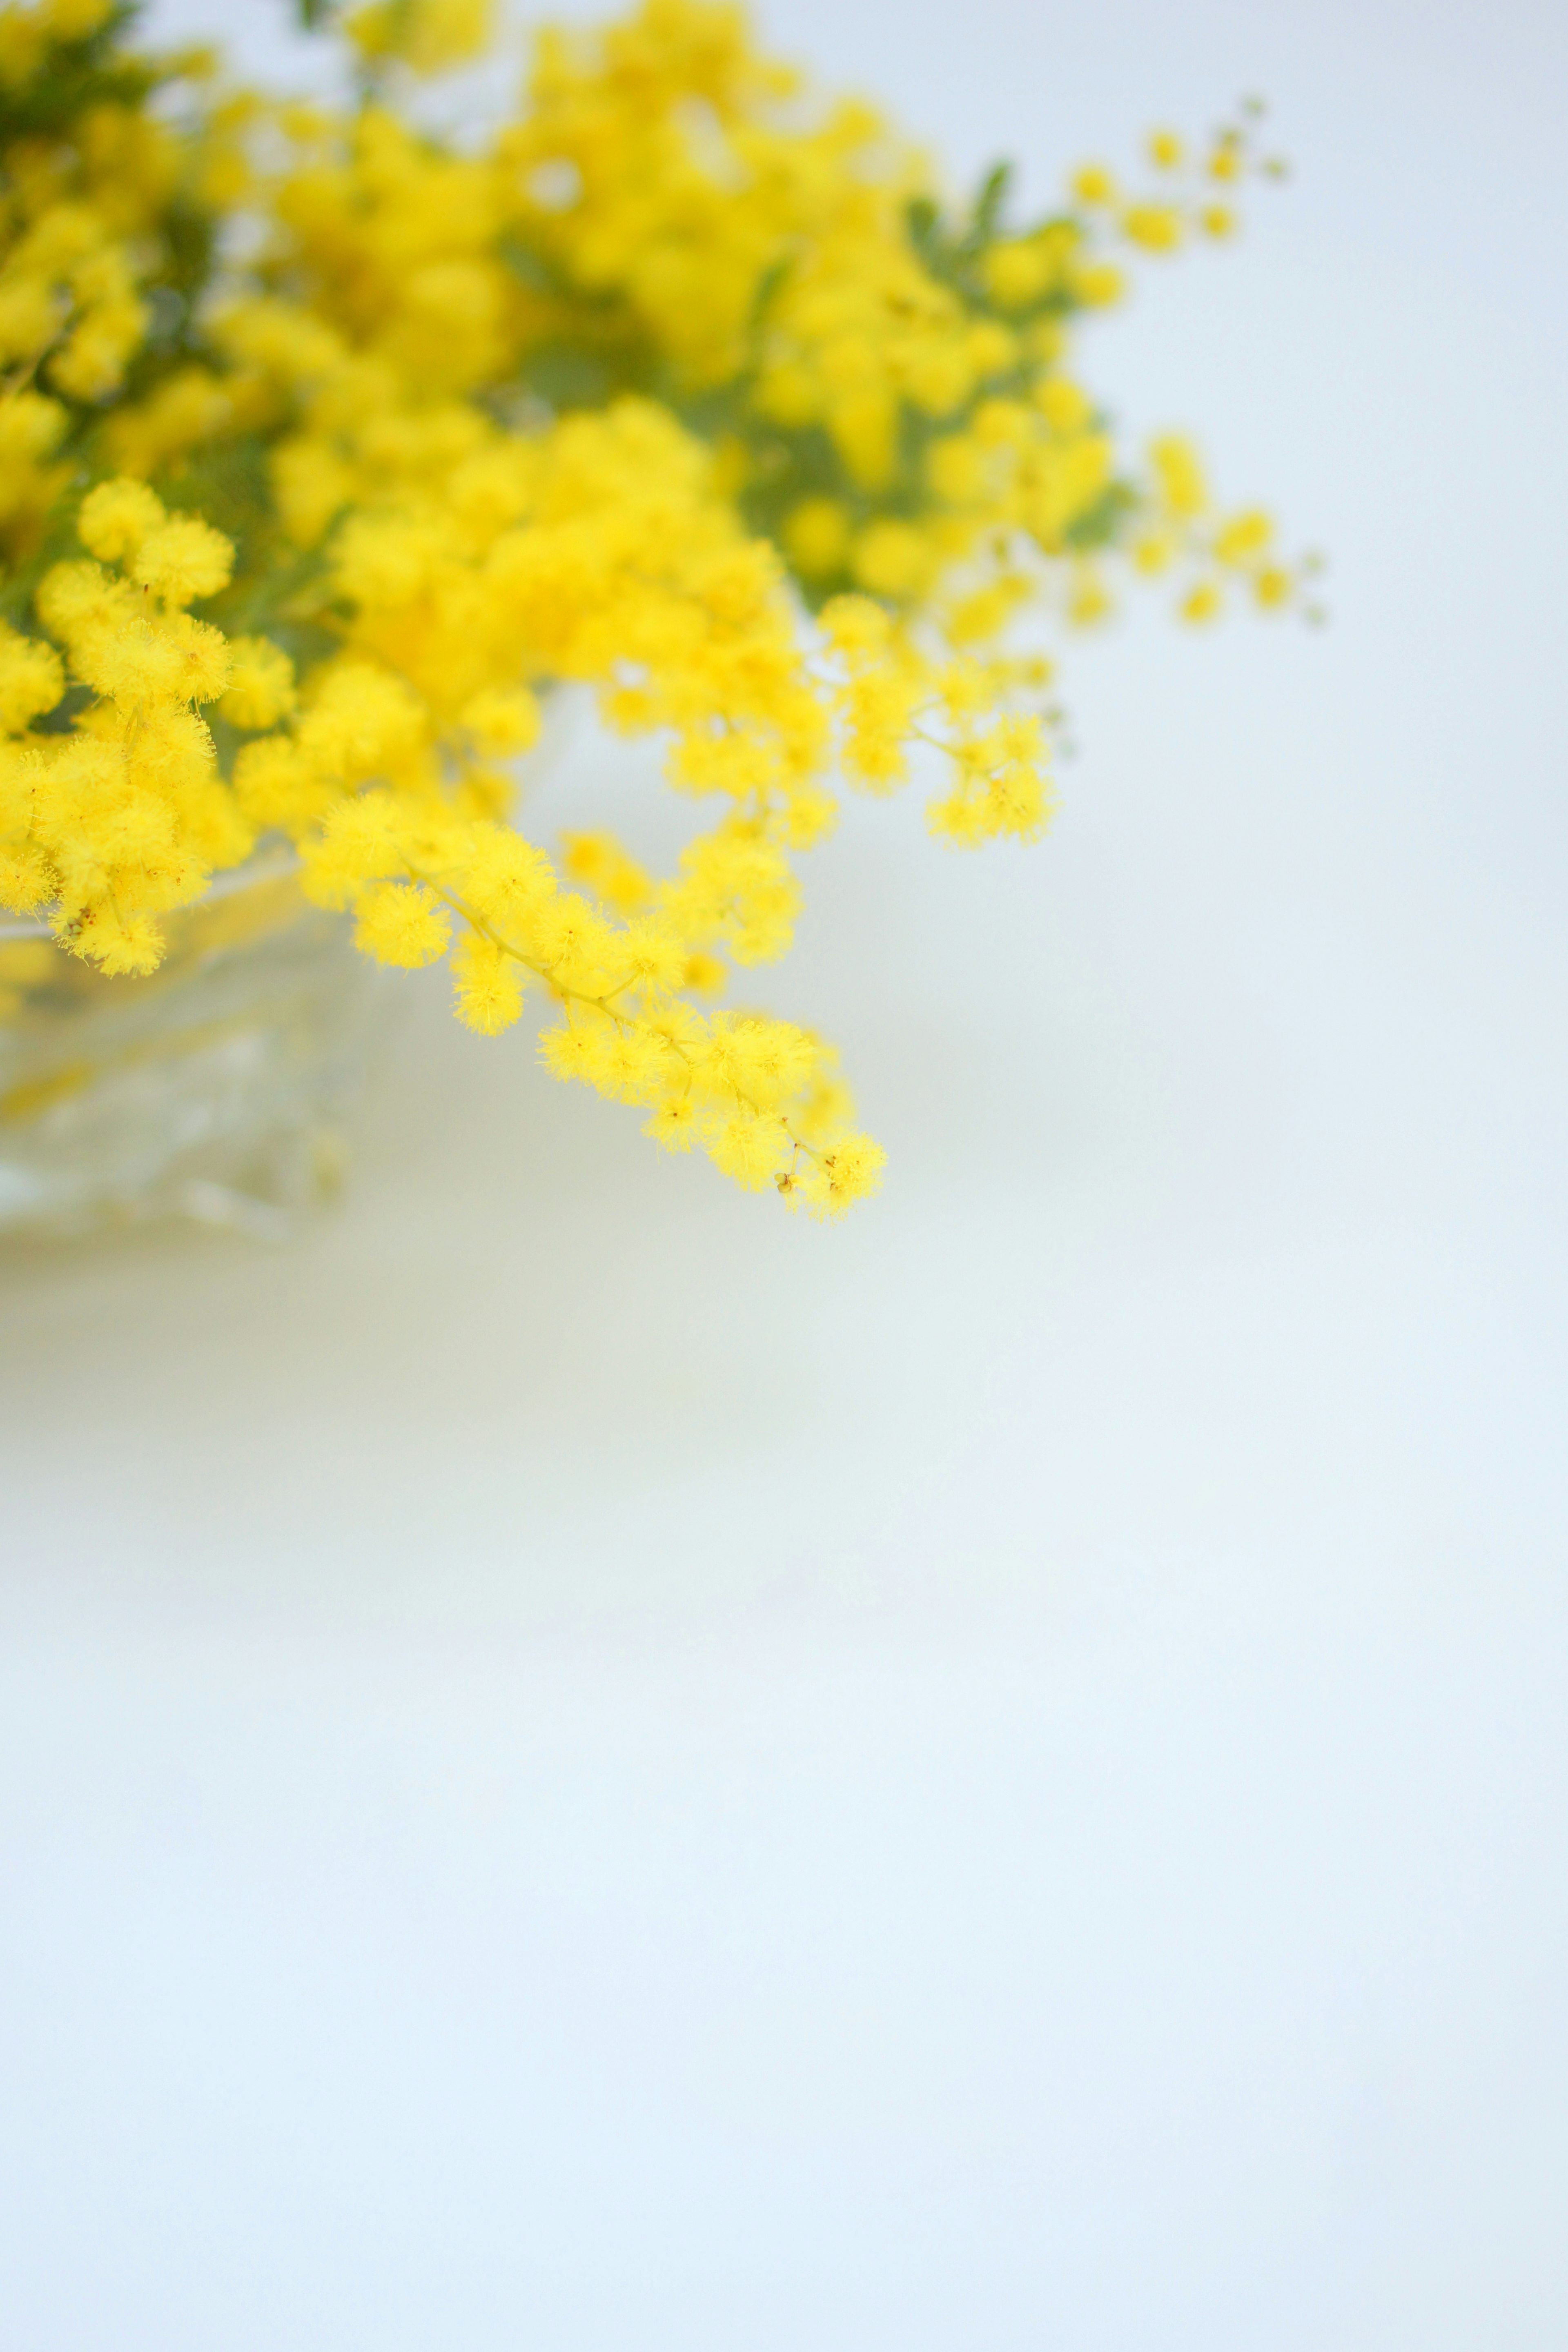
[0,0,1310,1217]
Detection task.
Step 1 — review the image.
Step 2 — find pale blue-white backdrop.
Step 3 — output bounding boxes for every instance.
[2,0,1566,2343]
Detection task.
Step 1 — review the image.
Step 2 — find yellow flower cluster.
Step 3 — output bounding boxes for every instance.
[0,0,251,555]
[0,0,1308,1218]
[346,0,498,79]
[0,0,149,555]
[492,3,1302,631]
[1071,107,1288,258]
[1129,432,1312,621]
[0,477,251,972]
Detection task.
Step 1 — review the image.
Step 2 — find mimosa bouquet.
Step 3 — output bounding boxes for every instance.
[0,0,1303,1220]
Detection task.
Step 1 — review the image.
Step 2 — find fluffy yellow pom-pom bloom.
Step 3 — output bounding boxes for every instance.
[131,517,235,609]
[354,880,451,967]
[219,638,297,731]
[77,478,166,566]
[452,931,525,1032]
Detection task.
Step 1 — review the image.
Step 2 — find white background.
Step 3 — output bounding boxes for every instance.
[3,0,1566,2343]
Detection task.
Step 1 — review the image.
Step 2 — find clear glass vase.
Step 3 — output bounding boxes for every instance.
[0,849,386,1241]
